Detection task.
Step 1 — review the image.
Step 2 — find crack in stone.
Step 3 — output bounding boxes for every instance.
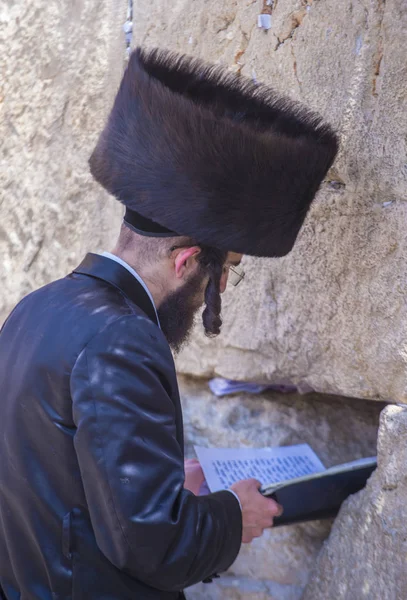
[24,238,44,272]
[372,0,386,96]
[233,24,256,75]
[290,43,301,91]
[215,15,236,34]
[372,45,383,96]
[275,1,312,50]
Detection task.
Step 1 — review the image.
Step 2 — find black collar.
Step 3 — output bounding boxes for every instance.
[73,253,159,327]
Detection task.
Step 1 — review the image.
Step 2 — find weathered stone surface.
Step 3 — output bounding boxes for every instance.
[189,576,304,600]
[303,404,407,600]
[179,376,383,599]
[0,0,124,323]
[132,0,407,402]
[3,0,406,400]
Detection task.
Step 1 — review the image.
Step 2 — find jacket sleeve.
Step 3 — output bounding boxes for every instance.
[70,314,242,591]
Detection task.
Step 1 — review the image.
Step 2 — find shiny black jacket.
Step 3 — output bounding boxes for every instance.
[0,254,242,599]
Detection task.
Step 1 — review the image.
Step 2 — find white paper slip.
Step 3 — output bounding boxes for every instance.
[194,444,326,492]
[208,377,297,397]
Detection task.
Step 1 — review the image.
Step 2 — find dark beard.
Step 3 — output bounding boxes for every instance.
[157,271,206,354]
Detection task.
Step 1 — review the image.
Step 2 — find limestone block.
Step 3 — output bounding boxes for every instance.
[0,0,124,323]
[132,0,407,402]
[179,377,383,599]
[303,405,407,600]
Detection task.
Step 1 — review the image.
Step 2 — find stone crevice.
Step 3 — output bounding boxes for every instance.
[233,24,256,74]
[372,0,386,96]
[216,14,238,34]
[274,2,312,50]
[180,376,383,600]
[23,237,44,272]
[290,43,301,92]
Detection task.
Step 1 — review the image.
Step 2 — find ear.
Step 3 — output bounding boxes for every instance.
[174,246,201,279]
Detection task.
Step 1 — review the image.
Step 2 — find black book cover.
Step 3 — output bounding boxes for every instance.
[262,460,377,527]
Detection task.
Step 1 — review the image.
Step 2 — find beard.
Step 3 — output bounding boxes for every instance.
[157,271,207,354]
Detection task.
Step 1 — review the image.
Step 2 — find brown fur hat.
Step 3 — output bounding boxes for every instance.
[89,47,338,257]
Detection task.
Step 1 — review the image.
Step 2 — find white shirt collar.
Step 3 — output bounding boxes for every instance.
[101,252,161,328]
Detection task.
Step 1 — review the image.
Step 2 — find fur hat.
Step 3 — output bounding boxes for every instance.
[89,47,338,257]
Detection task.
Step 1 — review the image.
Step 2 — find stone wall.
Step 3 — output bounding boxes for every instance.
[179,376,383,599]
[132,0,407,402]
[0,0,124,324]
[3,0,406,400]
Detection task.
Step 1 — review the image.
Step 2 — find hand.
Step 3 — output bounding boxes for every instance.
[184,458,205,495]
[231,478,283,544]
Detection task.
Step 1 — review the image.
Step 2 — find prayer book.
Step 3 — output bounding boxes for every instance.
[195,444,376,526]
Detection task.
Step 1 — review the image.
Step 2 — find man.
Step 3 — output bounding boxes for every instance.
[0,47,338,599]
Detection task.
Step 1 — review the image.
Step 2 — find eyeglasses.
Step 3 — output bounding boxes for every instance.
[170,245,245,287]
[228,265,245,287]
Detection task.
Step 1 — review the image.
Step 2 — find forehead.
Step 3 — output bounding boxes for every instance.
[227,251,243,266]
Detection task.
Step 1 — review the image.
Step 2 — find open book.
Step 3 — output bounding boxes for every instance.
[195,444,377,526]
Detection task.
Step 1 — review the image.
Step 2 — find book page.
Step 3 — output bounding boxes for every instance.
[328,456,377,471]
[194,444,325,493]
[260,456,377,496]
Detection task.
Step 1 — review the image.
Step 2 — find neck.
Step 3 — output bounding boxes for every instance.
[110,249,167,308]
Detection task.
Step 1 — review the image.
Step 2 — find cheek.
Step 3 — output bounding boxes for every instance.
[219,271,228,294]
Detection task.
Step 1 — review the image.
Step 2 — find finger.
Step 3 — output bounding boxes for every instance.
[185,464,203,475]
[264,498,283,517]
[242,533,254,544]
[247,478,262,489]
[188,463,203,472]
[191,466,205,477]
[260,517,274,529]
[269,502,283,517]
[251,528,263,538]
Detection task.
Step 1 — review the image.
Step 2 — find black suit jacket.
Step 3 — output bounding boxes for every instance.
[0,254,242,599]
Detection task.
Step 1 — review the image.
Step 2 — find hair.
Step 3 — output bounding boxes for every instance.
[197,246,227,337]
[117,224,227,336]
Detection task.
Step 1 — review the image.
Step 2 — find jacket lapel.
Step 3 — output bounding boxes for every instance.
[73,253,159,327]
